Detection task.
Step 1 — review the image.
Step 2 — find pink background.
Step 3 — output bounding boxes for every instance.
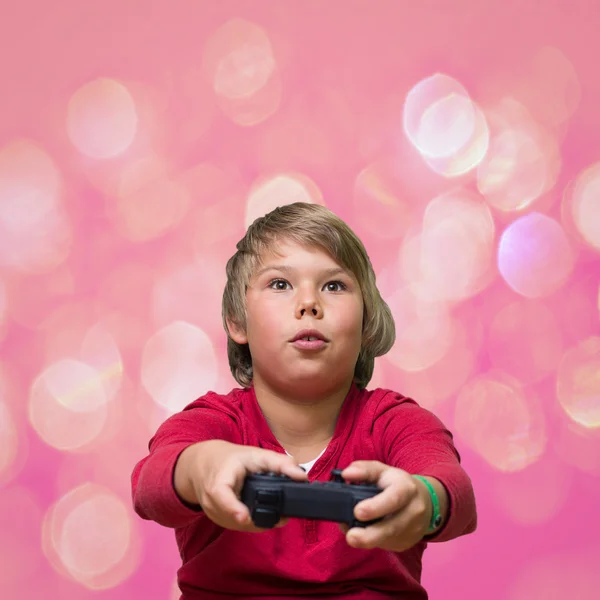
[1,1,599,599]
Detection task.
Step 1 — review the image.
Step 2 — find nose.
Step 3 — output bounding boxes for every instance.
[296,296,322,318]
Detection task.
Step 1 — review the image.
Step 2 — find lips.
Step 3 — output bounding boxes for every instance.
[290,329,329,342]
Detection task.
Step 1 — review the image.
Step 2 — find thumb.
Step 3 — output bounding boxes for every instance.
[342,460,387,483]
[245,448,308,481]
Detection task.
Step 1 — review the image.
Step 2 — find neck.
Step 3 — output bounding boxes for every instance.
[252,378,354,449]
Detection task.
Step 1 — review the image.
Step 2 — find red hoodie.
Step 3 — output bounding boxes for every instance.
[132,384,477,599]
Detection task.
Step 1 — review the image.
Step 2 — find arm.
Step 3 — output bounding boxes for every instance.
[131,404,241,529]
[372,396,477,543]
[172,442,205,506]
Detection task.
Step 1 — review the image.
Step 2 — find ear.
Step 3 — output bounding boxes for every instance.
[226,317,248,345]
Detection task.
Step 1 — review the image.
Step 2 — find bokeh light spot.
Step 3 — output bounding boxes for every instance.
[204,18,282,126]
[424,104,490,177]
[0,139,71,272]
[245,173,324,229]
[418,189,496,302]
[454,372,546,471]
[386,285,456,372]
[477,100,560,212]
[498,212,574,298]
[387,315,478,410]
[80,323,124,401]
[67,78,138,159]
[417,94,475,157]
[60,494,129,576]
[29,359,108,451]
[553,418,600,476]
[404,74,476,159]
[570,162,600,252]
[208,18,276,99]
[478,129,545,211]
[43,483,139,589]
[216,71,282,127]
[0,139,60,230]
[557,336,600,428]
[141,321,219,414]
[517,45,582,130]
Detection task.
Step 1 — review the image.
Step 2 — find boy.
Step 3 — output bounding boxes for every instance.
[131,202,477,599]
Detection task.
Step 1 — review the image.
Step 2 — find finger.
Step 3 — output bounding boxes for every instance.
[346,511,411,551]
[236,512,289,532]
[354,481,412,522]
[210,483,250,523]
[341,461,387,483]
[236,517,273,533]
[235,508,290,532]
[346,522,390,550]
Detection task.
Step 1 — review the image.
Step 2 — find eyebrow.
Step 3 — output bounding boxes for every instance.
[255,265,351,279]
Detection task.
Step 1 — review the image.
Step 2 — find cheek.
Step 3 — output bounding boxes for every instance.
[337,301,364,339]
[246,306,280,341]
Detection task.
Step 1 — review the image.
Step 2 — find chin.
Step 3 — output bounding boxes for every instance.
[255,362,354,392]
[281,372,348,393]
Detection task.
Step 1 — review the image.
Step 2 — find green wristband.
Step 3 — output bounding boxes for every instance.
[413,475,442,533]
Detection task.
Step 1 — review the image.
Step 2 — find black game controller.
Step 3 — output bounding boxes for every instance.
[240,469,384,529]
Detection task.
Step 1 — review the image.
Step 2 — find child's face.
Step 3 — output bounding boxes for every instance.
[231,239,364,394]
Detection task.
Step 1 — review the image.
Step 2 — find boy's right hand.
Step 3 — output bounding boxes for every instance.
[175,440,308,532]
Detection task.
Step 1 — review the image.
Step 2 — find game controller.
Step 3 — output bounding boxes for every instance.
[240,469,384,529]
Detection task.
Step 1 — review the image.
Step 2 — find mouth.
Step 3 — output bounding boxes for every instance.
[290,338,328,351]
[290,329,329,343]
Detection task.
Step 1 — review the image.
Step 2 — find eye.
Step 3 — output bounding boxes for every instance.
[268,278,290,290]
[267,279,348,292]
[325,280,347,292]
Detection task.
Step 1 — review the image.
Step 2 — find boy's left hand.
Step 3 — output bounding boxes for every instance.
[338,461,432,552]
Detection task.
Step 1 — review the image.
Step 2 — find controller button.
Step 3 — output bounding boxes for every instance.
[253,508,279,528]
[256,490,280,506]
[330,469,345,483]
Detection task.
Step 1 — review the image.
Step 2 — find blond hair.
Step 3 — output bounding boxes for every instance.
[222,202,395,388]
